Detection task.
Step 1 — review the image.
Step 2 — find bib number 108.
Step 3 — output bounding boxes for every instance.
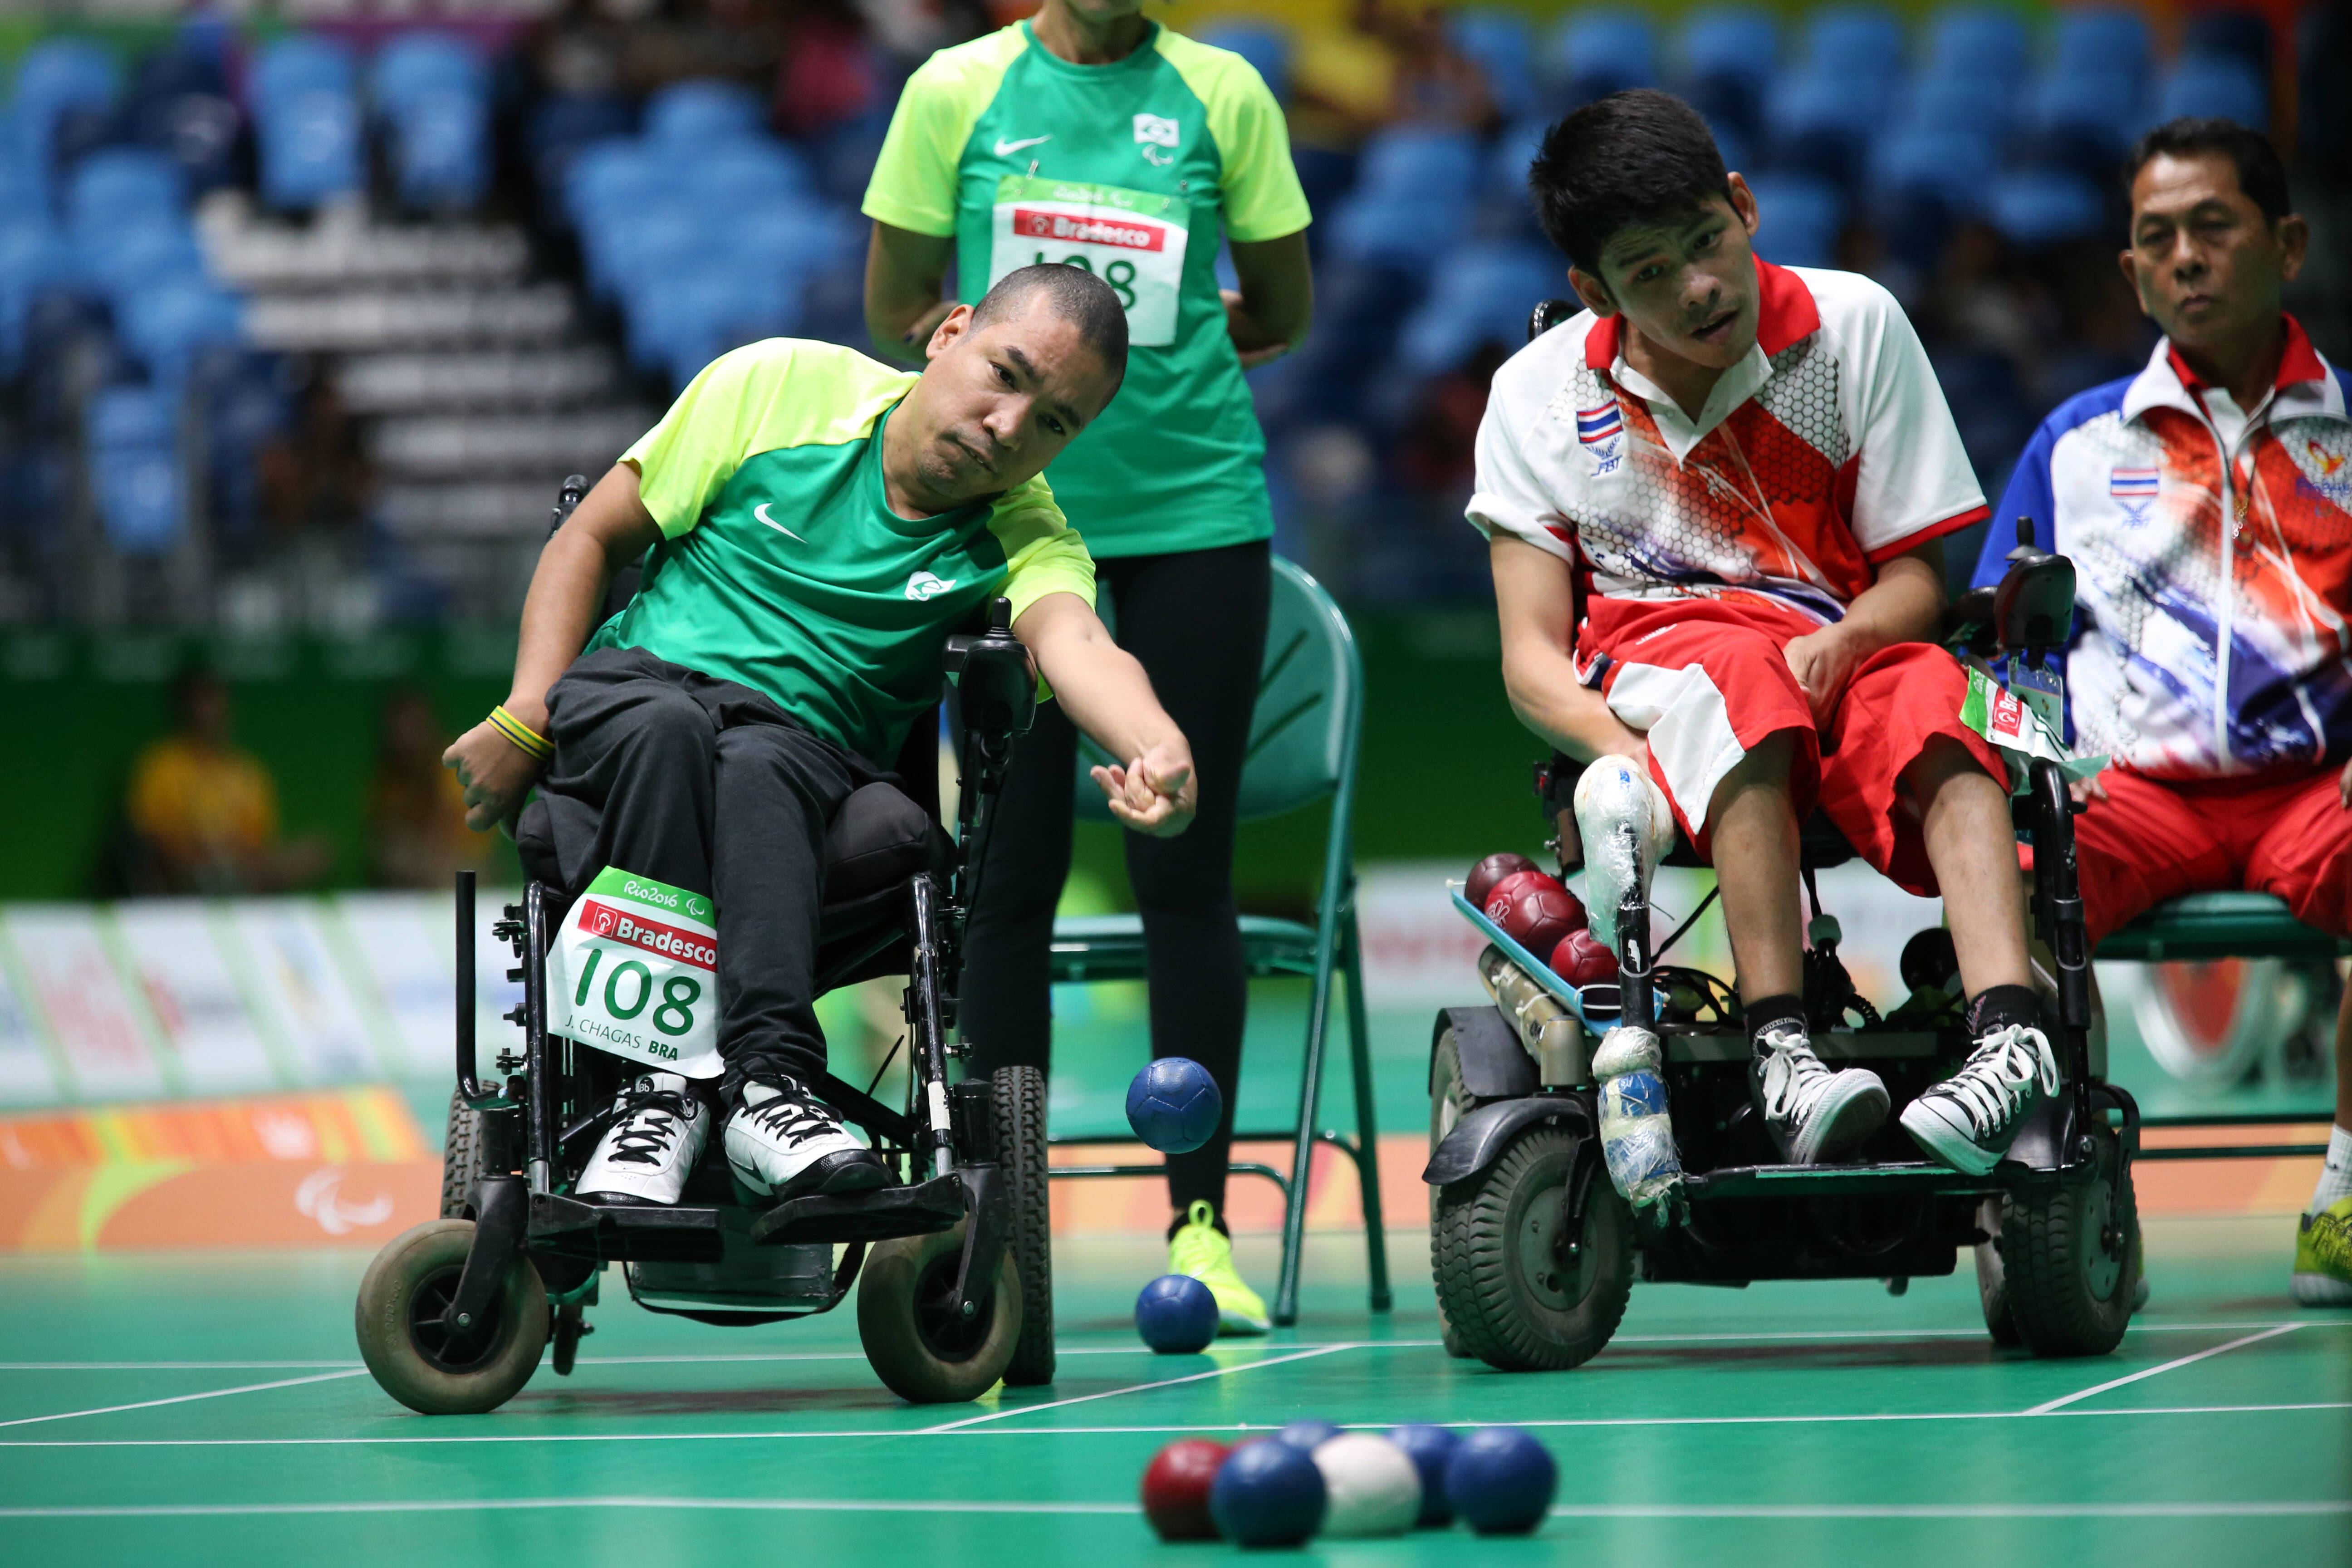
[570,946,701,1036]
[1033,250,1138,311]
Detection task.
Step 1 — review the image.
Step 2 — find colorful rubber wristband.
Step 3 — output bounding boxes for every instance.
[488,705,553,761]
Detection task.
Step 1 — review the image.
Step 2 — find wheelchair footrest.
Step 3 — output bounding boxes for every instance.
[749,1173,965,1246]
[1684,1160,2031,1200]
[527,1191,725,1262]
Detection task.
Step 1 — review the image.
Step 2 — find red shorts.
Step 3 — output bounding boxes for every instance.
[2071,764,2352,945]
[1583,595,2005,897]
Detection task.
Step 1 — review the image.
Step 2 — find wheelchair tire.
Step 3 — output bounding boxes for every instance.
[858,1219,1022,1404]
[1431,1122,1632,1372]
[1973,1197,2022,1347]
[441,1093,486,1219]
[2000,1129,2139,1358]
[1428,1029,1482,1360]
[354,1219,549,1415]
[992,1065,1056,1387]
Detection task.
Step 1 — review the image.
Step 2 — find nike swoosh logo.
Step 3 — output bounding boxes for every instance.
[994,134,1051,157]
[754,504,804,542]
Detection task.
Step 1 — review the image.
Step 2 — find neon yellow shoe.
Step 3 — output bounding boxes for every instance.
[1170,1200,1269,1335]
[2291,1196,2352,1307]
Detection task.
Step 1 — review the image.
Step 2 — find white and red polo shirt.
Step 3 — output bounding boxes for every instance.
[1975,319,2352,779]
[1468,258,1989,627]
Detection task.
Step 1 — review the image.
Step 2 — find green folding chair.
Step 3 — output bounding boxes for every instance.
[1046,555,1389,1326]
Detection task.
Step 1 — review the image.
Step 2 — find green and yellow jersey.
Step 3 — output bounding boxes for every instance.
[591,338,1095,765]
[862,21,1309,559]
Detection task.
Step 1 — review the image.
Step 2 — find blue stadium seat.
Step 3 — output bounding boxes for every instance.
[1544,10,1658,107]
[388,87,490,209]
[86,386,184,555]
[66,149,186,235]
[1395,240,1559,378]
[1484,117,1548,205]
[1766,72,1881,186]
[1872,123,1997,211]
[116,277,244,387]
[2029,66,2145,159]
[1800,5,1905,80]
[1355,127,1480,201]
[2053,7,2153,87]
[6,37,122,135]
[372,32,488,114]
[583,197,705,301]
[2181,13,2272,82]
[0,223,70,372]
[1192,21,1291,101]
[254,88,364,208]
[2158,55,2267,129]
[250,34,357,108]
[1450,10,1539,121]
[643,79,766,147]
[1923,7,2028,82]
[1327,194,1460,274]
[75,223,206,304]
[1900,71,2020,142]
[1678,6,1779,143]
[565,140,664,229]
[1987,167,2105,247]
[681,142,815,211]
[1745,171,1844,268]
[627,267,801,387]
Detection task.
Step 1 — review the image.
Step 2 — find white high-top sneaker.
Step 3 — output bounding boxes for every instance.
[1901,1024,2059,1175]
[577,1073,709,1206]
[723,1077,892,1202]
[1753,1021,1890,1164]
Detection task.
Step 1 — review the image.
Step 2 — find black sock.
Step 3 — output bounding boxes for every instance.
[1746,993,1806,1054]
[1967,984,2040,1037]
[1167,1209,1229,1241]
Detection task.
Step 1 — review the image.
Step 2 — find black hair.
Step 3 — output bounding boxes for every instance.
[1527,89,1733,274]
[970,262,1130,386]
[2126,117,2292,223]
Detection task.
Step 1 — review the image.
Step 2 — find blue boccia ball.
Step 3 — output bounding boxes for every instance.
[1273,1417,1342,1452]
[1387,1424,1460,1526]
[1446,1426,1557,1536]
[1209,1438,1327,1547]
[1124,1056,1223,1153]
[1134,1274,1218,1354]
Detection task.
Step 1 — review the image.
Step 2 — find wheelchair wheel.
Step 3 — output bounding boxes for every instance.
[1431,1122,1632,1372]
[355,1219,549,1414]
[1428,1029,1482,1360]
[858,1218,1022,1404]
[1972,1197,2022,1346]
[992,1064,1056,1386]
[441,1093,487,1219]
[2000,1128,2139,1358]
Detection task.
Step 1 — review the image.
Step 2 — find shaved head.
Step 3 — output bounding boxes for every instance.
[971,263,1129,389]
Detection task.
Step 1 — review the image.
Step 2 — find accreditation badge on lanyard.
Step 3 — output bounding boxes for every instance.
[989,175,1191,348]
[548,866,723,1078]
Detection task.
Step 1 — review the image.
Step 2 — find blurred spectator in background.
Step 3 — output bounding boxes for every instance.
[255,368,372,541]
[125,668,330,894]
[365,687,492,889]
[772,0,882,139]
[621,0,784,92]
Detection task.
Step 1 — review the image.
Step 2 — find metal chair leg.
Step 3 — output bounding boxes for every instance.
[1274,933,1340,1327]
[1340,911,1390,1312]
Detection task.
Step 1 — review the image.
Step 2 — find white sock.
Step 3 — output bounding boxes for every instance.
[2312,1125,2352,1214]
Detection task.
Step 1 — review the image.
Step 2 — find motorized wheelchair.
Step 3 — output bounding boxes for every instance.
[354,479,1054,1414]
[1421,301,2141,1373]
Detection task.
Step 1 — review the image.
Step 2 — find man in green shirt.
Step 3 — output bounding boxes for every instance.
[442,265,1198,1209]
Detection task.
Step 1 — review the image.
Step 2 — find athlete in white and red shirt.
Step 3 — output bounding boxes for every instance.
[1971,119,2352,1303]
[1476,91,2052,1177]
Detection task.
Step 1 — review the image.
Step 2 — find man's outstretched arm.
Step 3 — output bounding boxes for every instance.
[444,462,663,830]
[1013,592,1196,838]
[1492,536,1650,766]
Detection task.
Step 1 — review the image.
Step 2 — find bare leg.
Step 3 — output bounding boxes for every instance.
[1903,736,2033,995]
[1710,730,1805,1004]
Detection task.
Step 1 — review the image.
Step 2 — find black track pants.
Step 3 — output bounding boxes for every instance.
[959,542,1272,1220]
[542,648,878,1093]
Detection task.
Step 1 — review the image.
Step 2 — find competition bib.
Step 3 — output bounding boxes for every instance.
[989,175,1191,348]
[549,867,722,1079]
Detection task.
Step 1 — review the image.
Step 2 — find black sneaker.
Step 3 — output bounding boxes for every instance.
[1753,1021,1890,1163]
[722,1076,893,1201]
[1901,1024,2059,1175]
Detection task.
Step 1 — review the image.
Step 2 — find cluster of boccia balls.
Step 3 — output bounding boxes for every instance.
[1142,1420,1557,1546]
[1470,851,1618,988]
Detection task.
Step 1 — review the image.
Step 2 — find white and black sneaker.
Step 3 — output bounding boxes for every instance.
[1753,1022,1891,1164]
[723,1077,893,1202]
[577,1073,708,1207]
[1901,1024,2059,1175]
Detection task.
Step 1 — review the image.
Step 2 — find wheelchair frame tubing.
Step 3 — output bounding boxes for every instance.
[2026,758,2097,1130]
[524,882,559,1194]
[906,874,956,1181]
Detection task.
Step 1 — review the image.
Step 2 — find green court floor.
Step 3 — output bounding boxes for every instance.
[1,1215,2345,1565]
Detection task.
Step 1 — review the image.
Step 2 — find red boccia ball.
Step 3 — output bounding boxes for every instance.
[1142,1438,1232,1541]
[1551,929,1617,989]
[1465,851,1539,909]
[1486,872,1585,957]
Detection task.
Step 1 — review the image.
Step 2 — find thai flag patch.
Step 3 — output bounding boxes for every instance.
[1577,403,1624,445]
[2109,467,2160,500]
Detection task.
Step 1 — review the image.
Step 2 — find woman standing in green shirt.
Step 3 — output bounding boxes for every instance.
[862,0,1313,1371]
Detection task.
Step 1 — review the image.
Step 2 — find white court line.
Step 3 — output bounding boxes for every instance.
[919,1343,1362,1433]
[2025,1324,2304,1415]
[7,1401,2344,1449]
[0,1370,372,1431]
[6,1320,2335,1373]
[3,1497,2344,1524]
